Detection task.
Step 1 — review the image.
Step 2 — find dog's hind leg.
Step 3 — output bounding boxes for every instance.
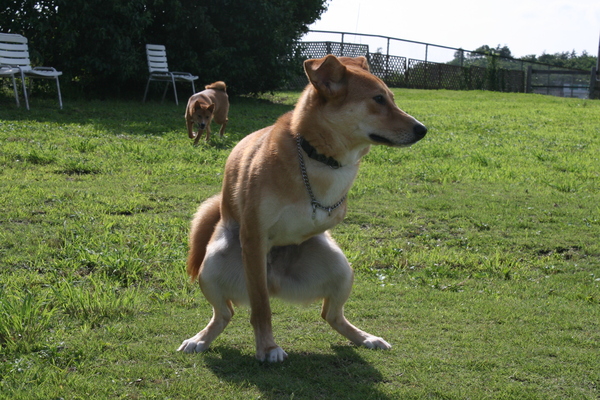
[321,293,391,350]
[313,235,392,350]
[178,222,240,353]
[271,233,391,351]
[177,296,234,353]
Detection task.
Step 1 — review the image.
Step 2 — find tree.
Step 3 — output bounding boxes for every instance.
[1,0,328,96]
[448,45,514,68]
[198,0,328,94]
[448,44,597,72]
[527,50,597,70]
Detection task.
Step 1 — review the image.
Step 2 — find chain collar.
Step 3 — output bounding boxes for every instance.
[296,135,347,219]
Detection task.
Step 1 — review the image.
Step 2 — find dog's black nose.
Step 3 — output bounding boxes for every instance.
[413,123,427,139]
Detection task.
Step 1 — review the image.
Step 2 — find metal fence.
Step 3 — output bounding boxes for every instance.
[299,41,369,59]
[292,41,524,93]
[372,55,524,92]
[291,31,593,99]
[526,66,592,98]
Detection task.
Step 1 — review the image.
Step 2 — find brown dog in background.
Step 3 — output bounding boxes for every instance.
[178,55,427,362]
[185,81,229,145]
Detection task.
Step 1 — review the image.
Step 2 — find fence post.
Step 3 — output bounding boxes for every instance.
[386,37,390,58]
[592,29,600,99]
[386,37,390,80]
[526,66,532,93]
[590,67,600,99]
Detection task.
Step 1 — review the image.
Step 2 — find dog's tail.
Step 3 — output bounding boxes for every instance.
[186,194,222,281]
[205,81,226,92]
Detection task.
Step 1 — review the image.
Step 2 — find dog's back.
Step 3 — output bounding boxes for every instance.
[204,81,228,125]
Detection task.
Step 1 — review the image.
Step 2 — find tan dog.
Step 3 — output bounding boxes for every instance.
[178,55,427,362]
[185,81,229,145]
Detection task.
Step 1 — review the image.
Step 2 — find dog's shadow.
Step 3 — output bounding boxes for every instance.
[202,346,394,399]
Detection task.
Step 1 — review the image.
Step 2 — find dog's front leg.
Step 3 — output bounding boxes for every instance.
[240,231,287,362]
[204,125,211,142]
[187,119,196,139]
[204,117,213,142]
[218,118,228,138]
[193,128,203,146]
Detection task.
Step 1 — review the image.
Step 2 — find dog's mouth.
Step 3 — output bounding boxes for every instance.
[369,124,427,147]
[368,134,394,145]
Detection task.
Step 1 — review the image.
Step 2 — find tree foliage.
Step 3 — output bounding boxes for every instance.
[448,44,597,71]
[522,50,597,71]
[1,0,328,96]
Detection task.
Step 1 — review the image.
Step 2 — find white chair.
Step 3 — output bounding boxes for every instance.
[143,44,198,105]
[0,33,63,110]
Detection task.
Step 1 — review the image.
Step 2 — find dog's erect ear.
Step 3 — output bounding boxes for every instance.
[207,103,215,113]
[304,55,347,98]
[354,56,370,71]
[338,56,370,72]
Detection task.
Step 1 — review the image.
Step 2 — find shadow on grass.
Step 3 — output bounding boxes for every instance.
[0,95,294,138]
[203,345,392,400]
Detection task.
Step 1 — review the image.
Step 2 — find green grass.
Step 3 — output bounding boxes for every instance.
[1,89,599,399]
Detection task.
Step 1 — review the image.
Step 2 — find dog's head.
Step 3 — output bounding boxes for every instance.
[302,55,427,149]
[191,102,215,130]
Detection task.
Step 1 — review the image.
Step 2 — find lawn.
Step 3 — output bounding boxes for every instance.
[1,88,599,399]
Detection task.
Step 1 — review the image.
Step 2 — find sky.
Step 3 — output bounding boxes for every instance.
[304,0,600,63]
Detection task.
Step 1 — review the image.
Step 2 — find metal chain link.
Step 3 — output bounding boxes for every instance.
[296,135,347,219]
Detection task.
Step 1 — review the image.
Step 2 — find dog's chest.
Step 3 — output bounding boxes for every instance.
[262,156,359,246]
[268,203,345,246]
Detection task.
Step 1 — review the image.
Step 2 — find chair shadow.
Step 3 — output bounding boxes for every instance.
[201,345,394,400]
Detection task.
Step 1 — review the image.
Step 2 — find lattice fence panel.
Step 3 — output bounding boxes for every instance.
[369,54,407,86]
[429,63,467,90]
[465,66,487,90]
[400,61,524,91]
[299,42,369,59]
[499,69,525,92]
[286,42,371,89]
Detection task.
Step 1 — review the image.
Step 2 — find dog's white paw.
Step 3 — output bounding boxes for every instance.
[362,336,392,350]
[177,337,210,353]
[258,346,288,363]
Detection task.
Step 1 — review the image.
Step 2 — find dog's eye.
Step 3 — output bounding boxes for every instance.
[373,95,386,105]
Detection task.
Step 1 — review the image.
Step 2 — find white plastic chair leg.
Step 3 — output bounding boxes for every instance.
[9,74,20,107]
[55,76,62,109]
[143,78,151,102]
